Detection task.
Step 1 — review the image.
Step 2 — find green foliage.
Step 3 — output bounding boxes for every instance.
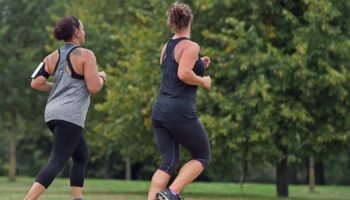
[192,0,350,182]
[0,0,349,186]
[0,0,68,176]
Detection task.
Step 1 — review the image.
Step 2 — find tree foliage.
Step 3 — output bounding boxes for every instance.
[0,0,349,194]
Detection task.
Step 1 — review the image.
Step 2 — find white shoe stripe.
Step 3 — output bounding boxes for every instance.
[156,192,170,200]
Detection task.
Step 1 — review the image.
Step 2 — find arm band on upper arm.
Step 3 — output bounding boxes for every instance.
[31,62,50,79]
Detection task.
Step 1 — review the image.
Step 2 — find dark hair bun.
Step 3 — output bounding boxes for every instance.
[54,27,64,41]
[167,2,192,32]
[53,16,80,41]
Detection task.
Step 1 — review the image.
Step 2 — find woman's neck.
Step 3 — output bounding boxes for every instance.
[174,27,191,39]
[65,40,80,46]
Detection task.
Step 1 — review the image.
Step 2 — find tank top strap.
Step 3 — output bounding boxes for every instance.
[162,37,189,63]
[53,48,61,74]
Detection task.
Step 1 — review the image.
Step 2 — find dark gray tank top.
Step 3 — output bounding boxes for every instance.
[152,37,205,122]
[45,44,90,128]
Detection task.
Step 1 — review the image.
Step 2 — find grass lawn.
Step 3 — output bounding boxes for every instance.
[0,177,349,200]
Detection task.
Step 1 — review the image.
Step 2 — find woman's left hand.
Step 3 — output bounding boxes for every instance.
[201,56,210,69]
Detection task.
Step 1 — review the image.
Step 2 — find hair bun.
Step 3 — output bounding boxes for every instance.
[54,27,63,41]
[53,16,80,41]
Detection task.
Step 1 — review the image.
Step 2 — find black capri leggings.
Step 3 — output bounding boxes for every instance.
[152,119,211,176]
[35,120,89,188]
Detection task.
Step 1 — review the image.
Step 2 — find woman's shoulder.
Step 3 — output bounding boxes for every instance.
[181,40,200,53]
[180,39,199,49]
[77,47,95,57]
[44,50,59,65]
[67,47,96,60]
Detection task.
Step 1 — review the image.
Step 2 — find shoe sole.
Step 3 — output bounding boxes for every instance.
[156,192,169,200]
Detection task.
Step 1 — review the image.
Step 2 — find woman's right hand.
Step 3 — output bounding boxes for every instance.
[201,76,211,89]
[99,71,107,83]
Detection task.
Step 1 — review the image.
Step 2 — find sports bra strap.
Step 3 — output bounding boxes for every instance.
[66,46,84,80]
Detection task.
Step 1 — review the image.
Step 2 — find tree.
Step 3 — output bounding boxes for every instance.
[194,0,350,196]
[0,0,61,181]
[291,0,350,192]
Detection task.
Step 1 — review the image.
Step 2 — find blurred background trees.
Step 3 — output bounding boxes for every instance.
[1,0,350,197]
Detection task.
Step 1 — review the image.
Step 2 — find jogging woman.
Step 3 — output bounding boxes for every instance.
[148,2,212,200]
[24,16,106,200]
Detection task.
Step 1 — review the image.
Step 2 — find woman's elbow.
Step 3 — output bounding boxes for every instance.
[87,85,101,94]
[178,71,188,81]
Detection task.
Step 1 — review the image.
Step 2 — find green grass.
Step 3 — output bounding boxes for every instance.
[0,177,349,200]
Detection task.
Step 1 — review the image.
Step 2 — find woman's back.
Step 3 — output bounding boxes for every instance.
[152,37,205,123]
[45,43,90,127]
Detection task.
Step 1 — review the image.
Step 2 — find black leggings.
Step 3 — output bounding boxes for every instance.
[152,119,211,176]
[35,120,89,188]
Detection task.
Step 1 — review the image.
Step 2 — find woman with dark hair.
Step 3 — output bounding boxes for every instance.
[148,2,212,200]
[24,16,106,200]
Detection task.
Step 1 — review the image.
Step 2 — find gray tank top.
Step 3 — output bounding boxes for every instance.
[45,44,90,128]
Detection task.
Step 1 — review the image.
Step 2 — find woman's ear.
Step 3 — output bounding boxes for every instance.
[74,29,80,38]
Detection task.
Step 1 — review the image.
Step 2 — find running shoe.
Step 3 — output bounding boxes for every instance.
[156,188,183,200]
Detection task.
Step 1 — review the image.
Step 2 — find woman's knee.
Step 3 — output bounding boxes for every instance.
[159,157,179,176]
[193,150,211,169]
[73,149,90,165]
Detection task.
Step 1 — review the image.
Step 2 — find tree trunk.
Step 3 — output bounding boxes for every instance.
[240,138,249,189]
[8,110,17,181]
[240,158,248,190]
[240,143,248,189]
[125,158,131,180]
[276,146,288,197]
[315,160,325,185]
[103,157,111,178]
[309,156,315,192]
